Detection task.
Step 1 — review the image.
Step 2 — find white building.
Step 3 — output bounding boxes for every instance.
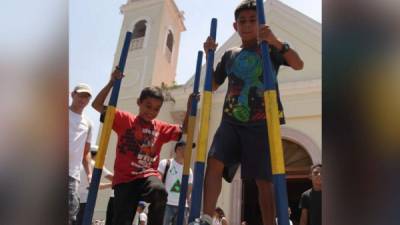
[95,0,321,223]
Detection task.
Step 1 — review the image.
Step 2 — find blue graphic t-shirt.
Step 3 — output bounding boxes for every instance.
[214,46,287,125]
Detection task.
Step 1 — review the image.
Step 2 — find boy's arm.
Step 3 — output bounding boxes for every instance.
[203,36,222,92]
[187,183,193,205]
[275,41,304,70]
[104,174,113,181]
[203,36,218,60]
[299,208,308,225]
[102,167,114,182]
[92,67,124,113]
[82,142,92,183]
[298,192,309,225]
[98,182,113,190]
[157,159,166,177]
[259,25,304,70]
[181,93,199,133]
[212,79,221,91]
[139,214,147,225]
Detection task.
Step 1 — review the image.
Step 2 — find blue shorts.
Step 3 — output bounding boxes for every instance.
[208,120,272,181]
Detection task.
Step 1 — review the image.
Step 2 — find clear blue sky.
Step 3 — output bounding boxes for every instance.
[69,0,321,144]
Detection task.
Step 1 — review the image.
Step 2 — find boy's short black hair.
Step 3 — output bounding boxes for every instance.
[90,145,98,158]
[90,150,97,158]
[174,141,196,152]
[234,0,257,20]
[139,86,164,103]
[215,207,226,217]
[310,163,322,172]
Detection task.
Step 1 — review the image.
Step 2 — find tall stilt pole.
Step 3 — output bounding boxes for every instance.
[255,1,290,225]
[82,32,132,225]
[188,18,217,223]
[176,51,203,225]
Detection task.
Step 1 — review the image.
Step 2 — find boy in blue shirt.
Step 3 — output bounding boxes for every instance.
[193,1,303,224]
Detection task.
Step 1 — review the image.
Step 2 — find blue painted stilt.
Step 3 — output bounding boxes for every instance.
[82,31,132,225]
[188,18,217,223]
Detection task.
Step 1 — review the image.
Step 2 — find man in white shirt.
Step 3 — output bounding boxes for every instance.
[158,141,195,225]
[69,83,93,225]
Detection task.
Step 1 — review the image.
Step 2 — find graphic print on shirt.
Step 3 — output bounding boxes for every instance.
[117,121,159,174]
[168,165,180,193]
[170,180,181,193]
[224,50,265,123]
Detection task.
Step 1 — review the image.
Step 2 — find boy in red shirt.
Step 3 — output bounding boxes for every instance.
[92,68,192,225]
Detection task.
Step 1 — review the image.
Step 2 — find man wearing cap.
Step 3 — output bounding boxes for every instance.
[158,141,195,225]
[69,83,93,225]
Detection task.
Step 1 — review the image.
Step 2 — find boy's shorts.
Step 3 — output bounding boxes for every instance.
[208,120,272,182]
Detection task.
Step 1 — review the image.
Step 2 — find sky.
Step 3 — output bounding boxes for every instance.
[69,0,321,144]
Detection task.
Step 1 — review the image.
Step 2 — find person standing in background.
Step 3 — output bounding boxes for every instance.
[69,83,93,225]
[299,164,322,225]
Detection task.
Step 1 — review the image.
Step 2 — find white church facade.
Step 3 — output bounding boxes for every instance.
[94,0,321,223]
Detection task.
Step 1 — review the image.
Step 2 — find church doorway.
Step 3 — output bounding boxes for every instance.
[241,139,313,225]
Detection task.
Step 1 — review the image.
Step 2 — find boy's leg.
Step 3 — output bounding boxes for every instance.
[113,181,141,225]
[256,180,276,225]
[240,124,274,225]
[184,207,190,225]
[170,205,179,225]
[201,121,241,223]
[202,157,224,217]
[141,175,168,225]
[105,197,114,225]
[242,179,263,225]
[162,204,175,225]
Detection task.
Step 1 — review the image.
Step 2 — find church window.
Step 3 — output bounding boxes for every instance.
[165,30,174,62]
[130,20,147,50]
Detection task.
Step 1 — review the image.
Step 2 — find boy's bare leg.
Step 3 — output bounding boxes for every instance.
[203,157,224,217]
[256,180,276,225]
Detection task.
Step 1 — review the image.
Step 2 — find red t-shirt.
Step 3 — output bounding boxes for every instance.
[111,109,182,186]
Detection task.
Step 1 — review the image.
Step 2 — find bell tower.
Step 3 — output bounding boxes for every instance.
[114,0,185,105]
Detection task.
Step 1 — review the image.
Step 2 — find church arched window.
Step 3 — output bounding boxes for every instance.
[131,20,147,50]
[166,31,174,52]
[165,30,174,62]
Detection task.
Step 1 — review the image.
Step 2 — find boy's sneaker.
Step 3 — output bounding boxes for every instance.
[188,218,211,225]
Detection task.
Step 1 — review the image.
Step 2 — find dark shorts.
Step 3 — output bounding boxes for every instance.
[208,120,272,181]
